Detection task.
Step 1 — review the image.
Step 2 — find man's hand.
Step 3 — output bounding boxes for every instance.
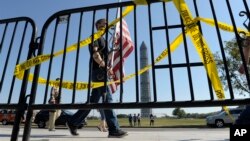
[107,67,114,77]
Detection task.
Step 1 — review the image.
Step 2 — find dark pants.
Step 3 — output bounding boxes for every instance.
[67,69,120,132]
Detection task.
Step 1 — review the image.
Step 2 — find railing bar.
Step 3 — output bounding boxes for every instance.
[0,23,8,55]
[193,0,214,100]
[43,18,60,104]
[152,24,182,30]
[0,22,18,93]
[148,3,157,102]
[133,5,140,103]
[87,10,96,103]
[162,2,176,101]
[209,0,234,99]
[8,21,29,104]
[180,17,195,101]
[119,5,124,102]
[72,12,84,104]
[58,14,72,103]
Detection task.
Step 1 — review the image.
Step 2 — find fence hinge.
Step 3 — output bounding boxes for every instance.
[29,37,40,57]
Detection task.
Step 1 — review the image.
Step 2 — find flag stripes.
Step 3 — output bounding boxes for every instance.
[109,19,134,93]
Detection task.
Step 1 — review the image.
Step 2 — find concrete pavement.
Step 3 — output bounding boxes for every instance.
[0,126,229,141]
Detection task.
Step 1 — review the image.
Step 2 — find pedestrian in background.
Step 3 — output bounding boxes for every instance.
[137,113,141,127]
[97,109,108,132]
[149,114,154,126]
[48,78,61,131]
[128,114,133,127]
[133,114,137,127]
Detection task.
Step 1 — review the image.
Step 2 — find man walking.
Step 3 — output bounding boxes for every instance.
[66,18,128,138]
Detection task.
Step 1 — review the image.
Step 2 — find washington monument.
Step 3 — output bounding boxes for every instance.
[140,41,152,118]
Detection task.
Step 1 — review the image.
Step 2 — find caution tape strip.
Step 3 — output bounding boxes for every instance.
[14,6,135,88]
[14,0,249,90]
[173,0,234,121]
[14,6,134,76]
[13,0,248,119]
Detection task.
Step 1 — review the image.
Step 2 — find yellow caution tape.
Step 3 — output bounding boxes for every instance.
[121,32,184,82]
[15,55,51,76]
[195,17,250,36]
[173,0,225,98]
[12,0,246,122]
[172,0,233,121]
[15,6,134,76]
[14,6,135,89]
[14,0,249,119]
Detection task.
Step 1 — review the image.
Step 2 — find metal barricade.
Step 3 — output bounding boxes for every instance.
[1,0,250,141]
[0,17,37,141]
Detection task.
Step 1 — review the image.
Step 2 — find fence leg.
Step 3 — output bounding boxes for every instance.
[22,109,33,141]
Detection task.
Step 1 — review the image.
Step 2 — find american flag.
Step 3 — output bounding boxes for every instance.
[109,19,134,93]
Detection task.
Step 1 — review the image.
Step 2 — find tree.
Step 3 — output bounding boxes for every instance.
[172,107,186,118]
[117,114,128,118]
[214,38,250,96]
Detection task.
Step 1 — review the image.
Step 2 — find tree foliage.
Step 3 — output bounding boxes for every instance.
[213,38,250,96]
[172,107,186,118]
[117,114,128,118]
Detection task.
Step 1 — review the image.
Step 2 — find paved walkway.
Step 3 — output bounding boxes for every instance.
[0,127,229,141]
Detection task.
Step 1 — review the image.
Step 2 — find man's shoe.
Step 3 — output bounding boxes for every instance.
[108,130,128,138]
[66,122,79,136]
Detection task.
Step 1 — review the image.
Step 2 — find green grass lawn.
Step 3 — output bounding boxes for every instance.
[85,118,206,128]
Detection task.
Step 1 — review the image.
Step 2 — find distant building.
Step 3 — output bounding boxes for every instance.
[140,41,152,118]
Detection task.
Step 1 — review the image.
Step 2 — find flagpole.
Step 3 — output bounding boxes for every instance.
[110,0,121,68]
